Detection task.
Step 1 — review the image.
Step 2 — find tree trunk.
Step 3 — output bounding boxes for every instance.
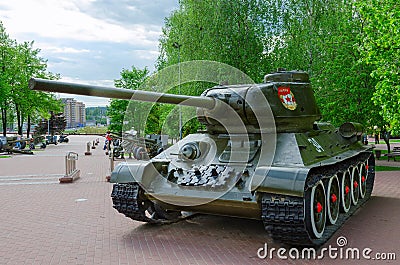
[1,107,6,136]
[27,115,31,138]
[20,111,24,136]
[15,105,23,135]
[382,130,391,153]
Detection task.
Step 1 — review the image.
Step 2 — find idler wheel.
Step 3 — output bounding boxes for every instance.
[359,162,368,198]
[305,181,326,239]
[326,175,340,225]
[153,204,182,220]
[137,187,156,219]
[351,166,360,205]
[132,146,139,159]
[135,147,146,160]
[340,170,352,213]
[137,186,181,221]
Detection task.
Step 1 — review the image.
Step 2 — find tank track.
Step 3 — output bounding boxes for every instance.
[111,183,182,224]
[261,152,375,246]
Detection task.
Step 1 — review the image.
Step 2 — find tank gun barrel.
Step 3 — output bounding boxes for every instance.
[29,78,216,109]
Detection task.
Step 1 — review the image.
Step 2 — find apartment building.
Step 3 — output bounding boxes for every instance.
[61,98,86,128]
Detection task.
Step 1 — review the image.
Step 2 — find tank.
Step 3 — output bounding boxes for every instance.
[29,69,375,247]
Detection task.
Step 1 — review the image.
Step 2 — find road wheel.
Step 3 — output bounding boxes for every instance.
[351,166,360,205]
[340,170,351,213]
[326,175,340,225]
[305,181,326,239]
[359,162,368,198]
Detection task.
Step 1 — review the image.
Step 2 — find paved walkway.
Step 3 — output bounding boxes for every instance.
[370,139,400,166]
[0,135,398,264]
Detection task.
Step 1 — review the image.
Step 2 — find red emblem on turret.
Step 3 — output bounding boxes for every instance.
[278,86,297,110]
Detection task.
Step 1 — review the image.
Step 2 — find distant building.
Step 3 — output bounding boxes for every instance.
[62,98,86,128]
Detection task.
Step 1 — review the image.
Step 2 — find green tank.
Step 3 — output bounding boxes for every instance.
[29,69,374,247]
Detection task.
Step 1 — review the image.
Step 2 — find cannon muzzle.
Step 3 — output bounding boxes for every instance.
[29,78,216,109]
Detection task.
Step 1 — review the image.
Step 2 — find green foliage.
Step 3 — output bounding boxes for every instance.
[107,99,129,134]
[107,66,150,135]
[75,126,108,135]
[86,107,107,125]
[155,82,210,138]
[158,0,267,82]
[263,0,383,128]
[144,104,162,135]
[0,21,61,137]
[156,0,395,134]
[356,0,400,134]
[182,118,206,138]
[157,1,271,136]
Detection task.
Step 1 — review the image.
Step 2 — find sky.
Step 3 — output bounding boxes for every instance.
[0,0,179,107]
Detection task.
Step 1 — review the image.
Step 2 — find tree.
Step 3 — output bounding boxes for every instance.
[12,41,49,135]
[107,66,150,135]
[357,0,400,134]
[158,0,267,82]
[107,99,129,134]
[157,0,384,134]
[0,21,14,136]
[262,0,383,129]
[310,1,381,129]
[26,81,63,137]
[157,1,273,137]
[86,107,107,125]
[0,20,62,137]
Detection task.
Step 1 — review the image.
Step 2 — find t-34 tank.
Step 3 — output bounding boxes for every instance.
[29,69,374,246]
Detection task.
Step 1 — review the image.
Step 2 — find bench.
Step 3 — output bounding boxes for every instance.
[386,147,400,161]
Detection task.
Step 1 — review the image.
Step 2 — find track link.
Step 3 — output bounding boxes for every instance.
[261,152,375,246]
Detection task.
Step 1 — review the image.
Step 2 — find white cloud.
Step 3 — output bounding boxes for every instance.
[0,0,161,47]
[45,47,91,54]
[55,78,116,107]
[58,93,111,107]
[60,76,115,87]
[132,49,160,61]
[0,0,179,106]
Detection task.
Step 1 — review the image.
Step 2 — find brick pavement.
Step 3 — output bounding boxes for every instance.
[0,135,398,264]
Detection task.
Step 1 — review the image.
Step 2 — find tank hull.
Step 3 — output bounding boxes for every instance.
[111,130,372,197]
[111,129,374,246]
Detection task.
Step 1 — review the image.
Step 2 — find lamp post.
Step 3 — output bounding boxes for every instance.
[173,42,182,140]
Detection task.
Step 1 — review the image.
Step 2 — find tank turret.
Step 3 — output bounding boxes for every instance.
[197,69,321,133]
[29,69,375,247]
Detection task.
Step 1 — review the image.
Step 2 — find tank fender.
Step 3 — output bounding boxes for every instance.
[252,166,310,197]
[111,160,152,184]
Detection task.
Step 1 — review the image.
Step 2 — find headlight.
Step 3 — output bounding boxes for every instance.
[180,142,201,160]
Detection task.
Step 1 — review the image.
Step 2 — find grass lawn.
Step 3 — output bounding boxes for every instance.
[0,155,11,158]
[374,139,400,144]
[376,165,400,172]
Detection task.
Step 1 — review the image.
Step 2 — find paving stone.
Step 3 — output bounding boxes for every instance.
[0,135,398,264]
